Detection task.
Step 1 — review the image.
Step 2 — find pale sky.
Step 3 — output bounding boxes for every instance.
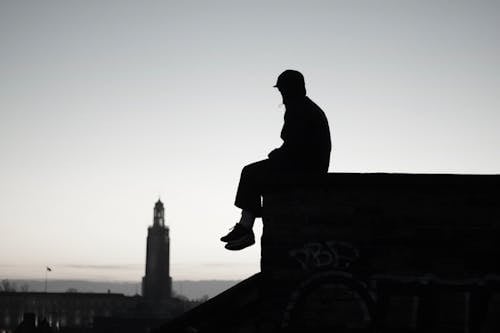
[1,0,499,281]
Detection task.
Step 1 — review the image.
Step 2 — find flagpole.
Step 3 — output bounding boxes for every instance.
[44,266,51,292]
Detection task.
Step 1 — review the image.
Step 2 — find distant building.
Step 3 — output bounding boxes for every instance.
[0,200,187,333]
[142,199,172,302]
[0,291,137,332]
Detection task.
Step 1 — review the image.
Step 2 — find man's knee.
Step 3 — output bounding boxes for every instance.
[241,159,270,179]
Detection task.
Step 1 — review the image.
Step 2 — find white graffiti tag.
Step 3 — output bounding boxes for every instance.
[289,241,360,271]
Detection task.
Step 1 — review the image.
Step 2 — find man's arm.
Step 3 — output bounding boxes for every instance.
[268,110,309,161]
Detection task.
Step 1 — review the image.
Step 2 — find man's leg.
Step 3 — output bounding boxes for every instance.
[239,209,256,230]
[234,159,272,218]
[221,159,273,250]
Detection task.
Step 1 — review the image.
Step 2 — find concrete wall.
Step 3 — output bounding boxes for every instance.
[261,173,500,332]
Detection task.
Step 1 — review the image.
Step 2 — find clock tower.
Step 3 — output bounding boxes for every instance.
[142,199,172,301]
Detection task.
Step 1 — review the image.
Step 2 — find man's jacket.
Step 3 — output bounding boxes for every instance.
[268,96,331,173]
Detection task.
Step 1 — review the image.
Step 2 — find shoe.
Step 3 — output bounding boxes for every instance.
[220,223,250,242]
[225,231,255,251]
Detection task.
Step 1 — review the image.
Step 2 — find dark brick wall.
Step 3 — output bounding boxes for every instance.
[261,173,500,332]
[156,173,500,333]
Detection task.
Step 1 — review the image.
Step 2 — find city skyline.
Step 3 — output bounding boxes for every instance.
[1,0,499,281]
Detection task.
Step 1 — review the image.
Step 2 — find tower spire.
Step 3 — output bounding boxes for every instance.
[153,199,165,226]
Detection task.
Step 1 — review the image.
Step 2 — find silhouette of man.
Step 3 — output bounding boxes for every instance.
[221,70,331,250]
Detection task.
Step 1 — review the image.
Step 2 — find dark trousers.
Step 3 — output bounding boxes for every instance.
[234,159,310,217]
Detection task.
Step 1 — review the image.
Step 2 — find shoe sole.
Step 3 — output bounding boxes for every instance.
[225,235,255,251]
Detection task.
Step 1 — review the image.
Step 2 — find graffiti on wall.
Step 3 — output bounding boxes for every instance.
[289,241,360,271]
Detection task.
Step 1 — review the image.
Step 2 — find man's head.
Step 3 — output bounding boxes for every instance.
[274,70,306,102]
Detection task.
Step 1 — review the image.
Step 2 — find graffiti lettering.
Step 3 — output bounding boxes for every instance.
[289,241,360,271]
